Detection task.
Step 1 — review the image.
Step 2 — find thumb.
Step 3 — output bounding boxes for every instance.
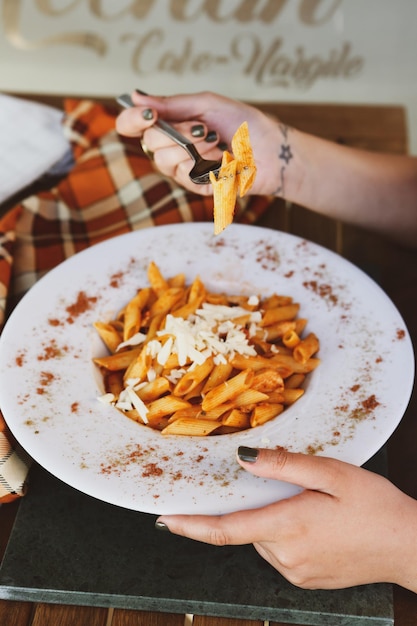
[237,446,347,495]
[155,448,347,546]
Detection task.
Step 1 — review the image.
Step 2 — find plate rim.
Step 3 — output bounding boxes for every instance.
[0,222,414,514]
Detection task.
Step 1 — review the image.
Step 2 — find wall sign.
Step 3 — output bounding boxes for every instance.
[1,0,416,149]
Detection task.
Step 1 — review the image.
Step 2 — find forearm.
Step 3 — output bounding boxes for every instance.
[274,123,417,247]
[116,91,417,247]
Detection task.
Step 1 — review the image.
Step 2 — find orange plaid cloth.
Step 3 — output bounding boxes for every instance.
[0,98,271,503]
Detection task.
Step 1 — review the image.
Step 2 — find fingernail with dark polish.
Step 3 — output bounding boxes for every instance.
[136,88,147,96]
[191,124,205,138]
[155,520,170,532]
[205,130,218,143]
[237,446,259,463]
[142,108,153,121]
[218,141,228,151]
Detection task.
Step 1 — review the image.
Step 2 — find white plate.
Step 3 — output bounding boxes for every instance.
[0,223,414,514]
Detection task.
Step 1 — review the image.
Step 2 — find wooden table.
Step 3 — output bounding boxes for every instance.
[1,98,416,625]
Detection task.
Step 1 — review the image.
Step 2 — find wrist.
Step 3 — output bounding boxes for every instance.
[270,123,306,203]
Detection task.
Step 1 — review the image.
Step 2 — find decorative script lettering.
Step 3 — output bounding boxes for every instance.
[2,0,364,90]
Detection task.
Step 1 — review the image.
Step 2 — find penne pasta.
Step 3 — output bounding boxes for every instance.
[147,261,169,294]
[231,121,257,197]
[173,357,214,397]
[167,406,201,423]
[261,320,297,342]
[211,153,238,235]
[93,262,320,436]
[168,272,186,288]
[146,395,192,422]
[282,388,305,405]
[202,369,254,412]
[295,318,308,335]
[284,373,306,389]
[229,353,276,371]
[104,370,124,397]
[262,294,293,309]
[282,329,301,348]
[260,303,300,327]
[222,409,251,430]
[201,361,234,394]
[161,417,221,436]
[135,377,171,402]
[93,321,123,353]
[263,390,285,404]
[232,389,270,407]
[123,346,151,383]
[271,353,321,376]
[251,369,284,394]
[293,332,320,364]
[150,287,184,317]
[93,346,142,371]
[212,122,257,235]
[199,403,235,421]
[183,379,206,402]
[122,288,151,341]
[250,403,285,427]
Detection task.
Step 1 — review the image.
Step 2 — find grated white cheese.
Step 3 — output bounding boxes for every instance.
[116,332,147,351]
[146,367,157,382]
[125,386,149,423]
[132,380,148,391]
[126,377,141,388]
[97,392,115,404]
[146,339,162,358]
[157,336,173,365]
[115,388,132,411]
[196,302,260,322]
[101,387,148,421]
[165,367,187,384]
[149,303,261,368]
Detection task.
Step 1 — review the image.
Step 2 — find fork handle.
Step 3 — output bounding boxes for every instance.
[116,93,200,163]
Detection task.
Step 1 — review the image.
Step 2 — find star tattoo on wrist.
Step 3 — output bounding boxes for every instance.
[274,124,293,198]
[279,143,293,164]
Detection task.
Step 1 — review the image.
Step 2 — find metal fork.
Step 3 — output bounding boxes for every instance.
[116,93,221,184]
